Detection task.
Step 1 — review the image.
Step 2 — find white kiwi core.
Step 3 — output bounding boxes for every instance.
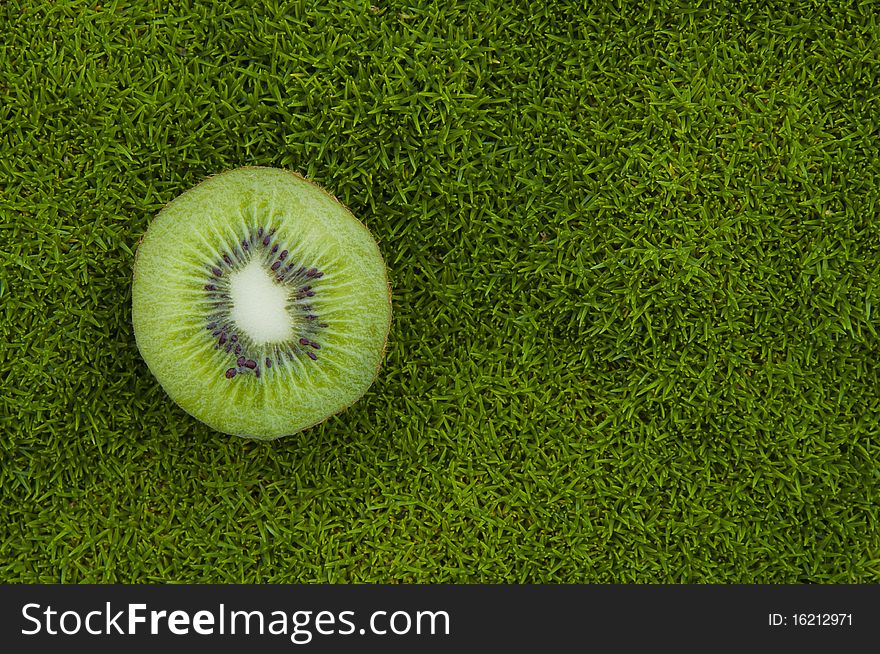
[228,259,294,345]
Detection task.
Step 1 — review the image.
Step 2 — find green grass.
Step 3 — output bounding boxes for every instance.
[1,0,879,583]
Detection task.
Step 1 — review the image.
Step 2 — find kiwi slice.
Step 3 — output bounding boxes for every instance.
[132,167,391,440]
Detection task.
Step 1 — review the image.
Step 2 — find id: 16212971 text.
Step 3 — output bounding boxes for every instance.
[768,613,852,627]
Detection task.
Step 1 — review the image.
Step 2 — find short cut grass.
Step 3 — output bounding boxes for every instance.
[1,0,879,582]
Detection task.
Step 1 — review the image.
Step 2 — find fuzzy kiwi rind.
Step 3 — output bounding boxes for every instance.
[132,167,392,440]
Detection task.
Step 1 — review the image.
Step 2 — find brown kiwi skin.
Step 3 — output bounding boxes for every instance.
[133,166,393,439]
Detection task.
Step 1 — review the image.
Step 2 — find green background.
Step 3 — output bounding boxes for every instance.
[2,0,878,582]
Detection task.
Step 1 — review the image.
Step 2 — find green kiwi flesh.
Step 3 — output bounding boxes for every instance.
[132,167,392,440]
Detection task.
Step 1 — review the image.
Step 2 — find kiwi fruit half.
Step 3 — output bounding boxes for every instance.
[132,167,391,440]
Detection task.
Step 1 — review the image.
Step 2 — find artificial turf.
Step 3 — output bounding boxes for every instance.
[1,0,879,583]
